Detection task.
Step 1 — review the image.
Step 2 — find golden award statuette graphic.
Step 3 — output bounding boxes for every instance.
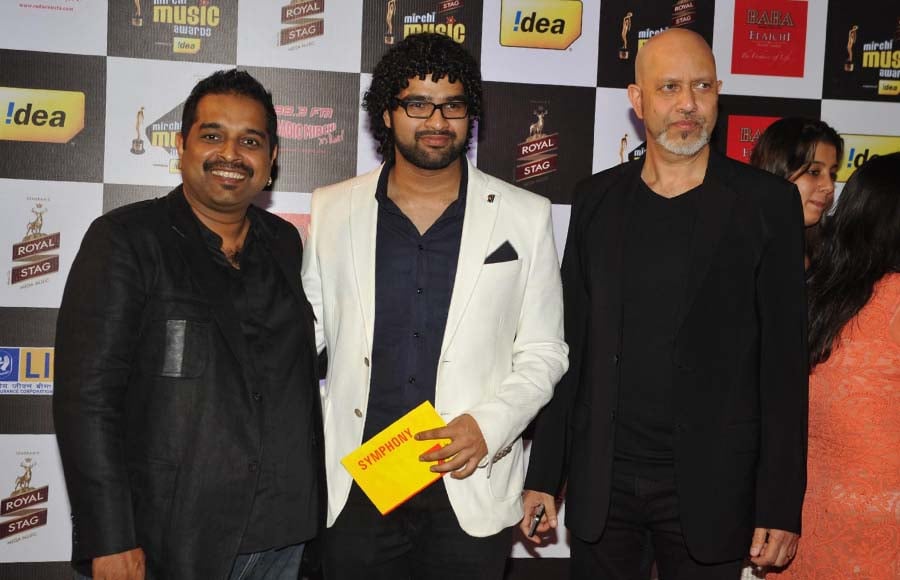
[845,24,858,72]
[131,106,145,155]
[132,0,143,27]
[0,457,50,540]
[619,133,628,164]
[619,11,633,60]
[384,0,396,45]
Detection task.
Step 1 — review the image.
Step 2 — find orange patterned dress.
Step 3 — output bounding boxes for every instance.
[771,273,900,580]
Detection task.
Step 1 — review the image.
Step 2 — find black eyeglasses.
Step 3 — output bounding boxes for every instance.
[392,99,469,119]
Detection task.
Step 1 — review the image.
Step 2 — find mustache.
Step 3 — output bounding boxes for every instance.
[203,160,254,177]
[668,114,705,127]
[415,129,456,139]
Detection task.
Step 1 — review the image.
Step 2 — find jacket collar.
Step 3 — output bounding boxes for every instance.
[163,187,255,376]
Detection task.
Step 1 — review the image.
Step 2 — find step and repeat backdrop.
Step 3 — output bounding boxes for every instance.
[1,0,899,577]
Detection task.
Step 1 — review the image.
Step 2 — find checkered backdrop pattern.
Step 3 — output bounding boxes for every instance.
[1,1,898,576]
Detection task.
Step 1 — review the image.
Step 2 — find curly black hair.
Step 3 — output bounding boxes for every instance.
[181,69,278,155]
[363,33,482,162]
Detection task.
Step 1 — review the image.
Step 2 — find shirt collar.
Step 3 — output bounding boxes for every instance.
[374,159,469,212]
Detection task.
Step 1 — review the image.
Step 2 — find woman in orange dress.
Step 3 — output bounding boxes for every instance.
[770,152,900,579]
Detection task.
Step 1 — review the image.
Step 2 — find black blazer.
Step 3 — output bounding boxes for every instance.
[526,152,808,563]
[53,188,325,579]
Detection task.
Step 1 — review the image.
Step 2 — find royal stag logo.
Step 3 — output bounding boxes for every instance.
[515,104,559,182]
[1,457,49,540]
[10,203,61,286]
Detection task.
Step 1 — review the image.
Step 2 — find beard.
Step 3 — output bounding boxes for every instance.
[654,117,711,156]
[394,129,467,170]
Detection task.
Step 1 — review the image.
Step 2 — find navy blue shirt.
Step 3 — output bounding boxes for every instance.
[364,162,468,440]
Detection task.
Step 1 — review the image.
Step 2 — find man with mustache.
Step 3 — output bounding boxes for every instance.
[301,33,567,579]
[521,29,808,579]
[54,69,323,580]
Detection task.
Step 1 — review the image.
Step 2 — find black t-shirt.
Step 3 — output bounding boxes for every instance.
[614,179,698,475]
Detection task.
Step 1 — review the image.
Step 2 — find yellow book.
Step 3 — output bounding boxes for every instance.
[341,401,450,515]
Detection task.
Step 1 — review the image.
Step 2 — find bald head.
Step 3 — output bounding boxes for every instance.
[627,27,720,158]
[635,28,716,86]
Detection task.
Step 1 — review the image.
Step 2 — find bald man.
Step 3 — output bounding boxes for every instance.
[521,29,808,579]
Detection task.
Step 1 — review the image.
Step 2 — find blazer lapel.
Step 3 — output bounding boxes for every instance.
[440,162,499,358]
[165,189,253,375]
[674,152,738,331]
[349,170,381,353]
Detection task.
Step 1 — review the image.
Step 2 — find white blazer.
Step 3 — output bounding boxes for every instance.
[301,160,568,536]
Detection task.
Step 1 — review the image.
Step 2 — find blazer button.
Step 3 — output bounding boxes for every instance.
[364,357,370,367]
[354,408,363,418]
[612,354,620,364]
[248,461,259,473]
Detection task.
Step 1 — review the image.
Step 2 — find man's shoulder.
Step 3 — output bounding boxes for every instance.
[250,203,297,234]
[584,161,635,187]
[568,160,637,210]
[313,166,381,199]
[710,152,796,203]
[97,194,168,230]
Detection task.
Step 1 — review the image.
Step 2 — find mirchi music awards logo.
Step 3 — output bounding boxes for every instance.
[393,0,468,44]
[113,0,236,62]
[138,0,222,55]
[855,27,900,96]
[9,202,60,288]
[145,103,184,174]
[0,456,49,542]
[515,104,558,183]
[823,3,900,100]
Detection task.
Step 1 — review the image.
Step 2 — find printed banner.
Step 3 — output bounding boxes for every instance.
[823,1,900,101]
[0,435,71,563]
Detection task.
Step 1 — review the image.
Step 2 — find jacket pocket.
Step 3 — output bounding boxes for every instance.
[138,318,209,378]
[488,440,523,501]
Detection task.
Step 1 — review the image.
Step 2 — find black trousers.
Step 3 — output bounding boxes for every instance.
[321,480,511,580]
[571,469,743,580]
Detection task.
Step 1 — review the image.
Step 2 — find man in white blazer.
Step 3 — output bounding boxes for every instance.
[301,33,568,579]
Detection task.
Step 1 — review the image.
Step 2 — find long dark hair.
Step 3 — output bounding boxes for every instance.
[362,32,482,163]
[751,117,843,264]
[807,152,900,367]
